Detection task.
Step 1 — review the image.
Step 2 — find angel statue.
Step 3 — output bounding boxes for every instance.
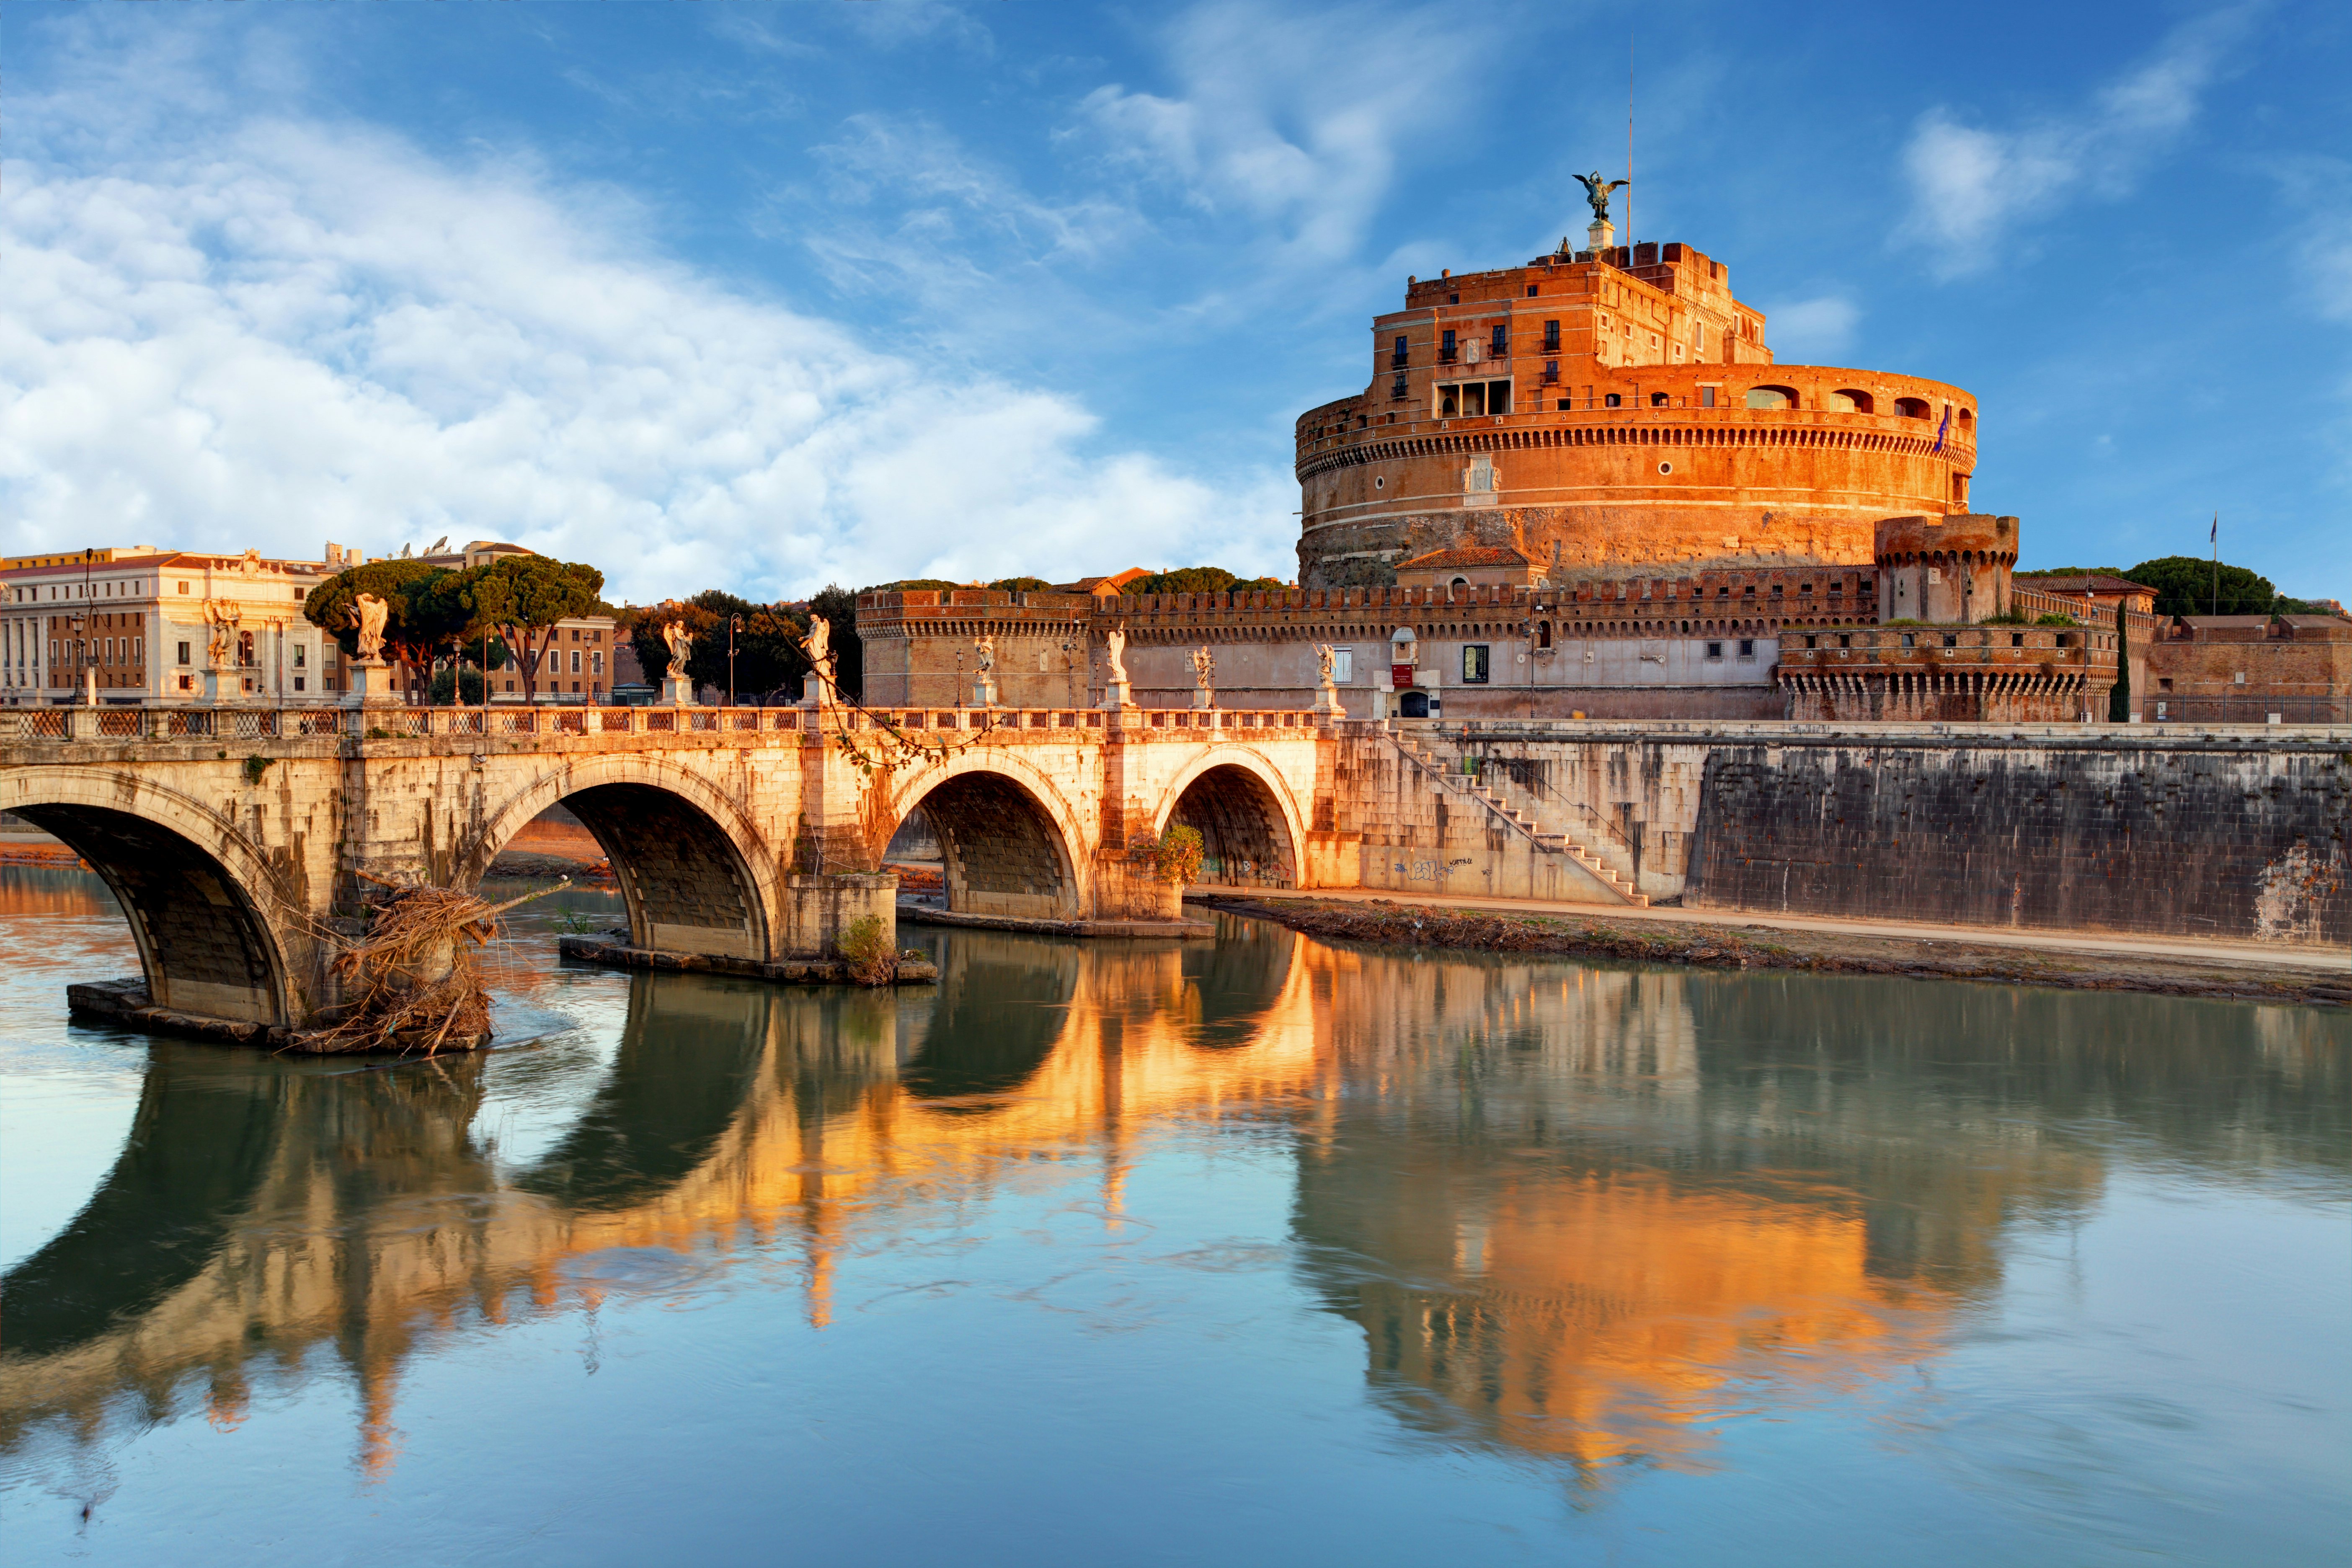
[1190,645,1215,688]
[804,614,831,668]
[974,634,997,673]
[1575,170,1629,225]
[661,618,694,673]
[204,598,241,666]
[1315,643,1337,686]
[1102,625,1130,686]
[348,593,390,662]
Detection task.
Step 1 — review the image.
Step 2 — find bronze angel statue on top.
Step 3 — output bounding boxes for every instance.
[1575,170,1629,224]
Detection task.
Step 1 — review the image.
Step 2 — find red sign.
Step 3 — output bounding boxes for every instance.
[1391,664,1417,688]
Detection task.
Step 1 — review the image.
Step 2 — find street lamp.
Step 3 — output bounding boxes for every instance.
[728,614,743,707]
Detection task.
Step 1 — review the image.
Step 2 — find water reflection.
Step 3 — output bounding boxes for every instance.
[1,881,2344,1521]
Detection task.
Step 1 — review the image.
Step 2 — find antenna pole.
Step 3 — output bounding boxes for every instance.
[1626,32,1634,253]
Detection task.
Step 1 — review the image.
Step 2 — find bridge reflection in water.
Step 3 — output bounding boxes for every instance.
[1,909,2340,1490]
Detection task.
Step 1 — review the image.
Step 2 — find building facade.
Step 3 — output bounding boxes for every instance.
[1294,240,1977,590]
[3,547,342,706]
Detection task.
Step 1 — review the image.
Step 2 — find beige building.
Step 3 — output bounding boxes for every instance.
[3,546,342,706]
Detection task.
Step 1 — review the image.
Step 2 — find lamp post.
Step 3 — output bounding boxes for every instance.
[728,615,742,707]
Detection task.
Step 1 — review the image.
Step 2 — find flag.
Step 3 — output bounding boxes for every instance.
[1931,406,1951,455]
[2210,512,2218,548]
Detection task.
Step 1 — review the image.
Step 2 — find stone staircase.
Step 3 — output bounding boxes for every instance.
[1389,733,1647,907]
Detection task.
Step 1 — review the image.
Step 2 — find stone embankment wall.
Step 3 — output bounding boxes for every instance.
[1434,722,2349,946]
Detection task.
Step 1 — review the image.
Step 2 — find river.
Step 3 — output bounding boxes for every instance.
[0,865,2345,1565]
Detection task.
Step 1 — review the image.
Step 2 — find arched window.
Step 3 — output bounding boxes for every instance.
[1536,620,1552,649]
[1957,408,1975,434]
[1828,388,1874,413]
[1745,385,1796,410]
[1895,396,1931,419]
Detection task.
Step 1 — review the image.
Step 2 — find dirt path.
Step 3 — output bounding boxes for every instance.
[1193,891,2349,1007]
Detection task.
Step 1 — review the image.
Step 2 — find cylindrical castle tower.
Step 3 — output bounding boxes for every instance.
[1295,240,1978,589]
[1873,513,2018,624]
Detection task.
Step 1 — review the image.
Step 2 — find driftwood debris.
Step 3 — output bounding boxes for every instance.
[294,873,568,1054]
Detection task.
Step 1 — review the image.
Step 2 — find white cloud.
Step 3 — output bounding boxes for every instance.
[1896,8,2251,277]
[0,117,1296,601]
[1071,0,1492,269]
[1761,295,1859,361]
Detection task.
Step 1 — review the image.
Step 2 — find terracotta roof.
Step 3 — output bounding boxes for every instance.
[2175,615,2277,629]
[1395,546,1531,571]
[2014,573,2156,596]
[1061,566,1154,594]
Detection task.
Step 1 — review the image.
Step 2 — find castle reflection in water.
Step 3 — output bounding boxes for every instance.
[2,908,2339,1486]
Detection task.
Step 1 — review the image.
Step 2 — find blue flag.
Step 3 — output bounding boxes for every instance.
[1931,406,1951,455]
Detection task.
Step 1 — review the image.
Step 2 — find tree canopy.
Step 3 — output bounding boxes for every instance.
[1122,566,1287,597]
[303,559,465,672]
[988,576,1055,592]
[627,592,818,703]
[2122,556,2283,617]
[456,555,605,700]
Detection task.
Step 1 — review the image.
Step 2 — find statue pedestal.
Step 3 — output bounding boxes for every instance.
[660,673,695,707]
[1588,217,1615,255]
[1314,682,1344,718]
[971,675,998,708]
[800,673,835,708]
[1100,679,1131,710]
[343,659,398,709]
[1190,687,1213,710]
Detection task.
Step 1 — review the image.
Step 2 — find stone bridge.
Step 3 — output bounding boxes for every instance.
[0,700,1345,1034]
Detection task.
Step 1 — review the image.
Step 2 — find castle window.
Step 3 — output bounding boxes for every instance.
[1526,284,1538,297]
[1441,329,1457,363]
[1705,641,1723,660]
[1537,621,1552,649]
[1829,389,1874,413]
[1440,385,1459,416]
[1700,386,1717,408]
[1490,325,1508,356]
[1448,292,1459,304]
[1542,359,1559,385]
[1391,335,1408,367]
[1746,385,1796,409]
[1604,393,1622,408]
[1804,635,1817,648]
[1391,375,1407,400]
[1650,392,1669,407]
[1543,320,1560,351]
[1738,639,1755,658]
[2012,633,2026,647]
[1895,396,1931,418]
[1942,634,1957,648]
[1900,633,1916,649]
[1462,645,1490,683]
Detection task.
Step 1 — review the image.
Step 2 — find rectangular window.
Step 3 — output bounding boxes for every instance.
[294,676,305,692]
[1461,645,1490,683]
[1488,379,1511,414]
[1390,375,1407,400]
[1543,320,1560,351]
[1461,382,1485,417]
[1440,328,1457,362]
[1705,641,1723,660]
[177,641,190,664]
[178,581,190,594]
[571,649,583,674]
[132,637,141,662]
[1490,324,1508,356]
[1738,639,1755,658]
[1391,334,1408,365]
[1699,386,1717,408]
[591,650,605,676]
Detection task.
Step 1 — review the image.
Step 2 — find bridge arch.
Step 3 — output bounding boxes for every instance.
[462,757,779,962]
[1153,749,1305,889]
[887,752,1086,922]
[0,767,296,1025]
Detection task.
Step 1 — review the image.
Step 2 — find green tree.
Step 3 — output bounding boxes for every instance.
[1123,566,1288,597]
[2108,607,2130,722]
[2124,555,2282,617]
[303,560,465,690]
[459,555,606,701]
[988,576,1054,592]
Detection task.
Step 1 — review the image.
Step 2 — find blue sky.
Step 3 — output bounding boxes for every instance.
[4,1,2346,603]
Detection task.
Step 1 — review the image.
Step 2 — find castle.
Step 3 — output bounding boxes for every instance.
[861,224,2122,726]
